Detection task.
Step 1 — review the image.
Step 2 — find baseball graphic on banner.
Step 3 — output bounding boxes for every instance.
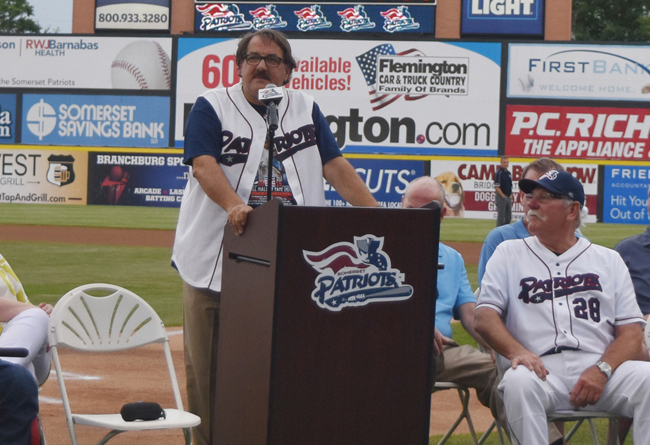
[111,40,172,90]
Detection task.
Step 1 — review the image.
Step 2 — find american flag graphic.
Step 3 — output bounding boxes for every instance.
[338,7,363,20]
[294,6,320,19]
[356,44,427,111]
[303,244,370,274]
[380,7,407,21]
[250,6,273,19]
[196,3,232,17]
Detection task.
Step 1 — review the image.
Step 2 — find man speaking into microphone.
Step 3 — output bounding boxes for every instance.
[172,29,378,445]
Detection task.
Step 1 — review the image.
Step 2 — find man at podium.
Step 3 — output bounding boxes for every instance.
[171,29,378,445]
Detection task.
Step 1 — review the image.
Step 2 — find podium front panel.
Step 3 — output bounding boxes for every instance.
[218,202,439,445]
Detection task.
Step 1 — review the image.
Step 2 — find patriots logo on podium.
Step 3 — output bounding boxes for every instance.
[303,235,414,311]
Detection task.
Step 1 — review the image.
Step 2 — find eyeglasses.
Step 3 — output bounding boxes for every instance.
[243,53,284,67]
[524,191,568,203]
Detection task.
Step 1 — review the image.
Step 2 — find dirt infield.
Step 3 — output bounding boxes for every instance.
[5,224,494,443]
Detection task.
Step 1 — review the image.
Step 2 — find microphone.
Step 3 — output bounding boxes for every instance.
[258,83,283,105]
[258,83,283,131]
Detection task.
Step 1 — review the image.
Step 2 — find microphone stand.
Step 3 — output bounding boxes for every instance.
[265,102,279,203]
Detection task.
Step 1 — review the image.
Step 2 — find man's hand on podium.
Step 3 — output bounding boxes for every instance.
[227,203,253,236]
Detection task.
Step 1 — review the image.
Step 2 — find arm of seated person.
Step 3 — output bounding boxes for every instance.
[475,306,549,380]
[0,299,35,323]
[457,302,491,353]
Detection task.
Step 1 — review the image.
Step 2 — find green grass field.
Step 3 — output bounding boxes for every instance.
[1,202,646,326]
[1,203,645,444]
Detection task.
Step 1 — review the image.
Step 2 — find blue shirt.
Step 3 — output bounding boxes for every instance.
[614,226,650,315]
[478,218,530,285]
[436,243,476,338]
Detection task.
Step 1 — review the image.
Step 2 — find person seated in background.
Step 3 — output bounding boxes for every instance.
[402,176,503,426]
[0,253,51,385]
[0,358,39,444]
[610,183,650,444]
[478,158,565,287]
[475,170,650,445]
[614,183,650,332]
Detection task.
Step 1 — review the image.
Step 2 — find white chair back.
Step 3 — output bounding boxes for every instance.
[49,283,167,352]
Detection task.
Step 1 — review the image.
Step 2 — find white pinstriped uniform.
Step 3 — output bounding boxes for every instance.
[477,236,650,445]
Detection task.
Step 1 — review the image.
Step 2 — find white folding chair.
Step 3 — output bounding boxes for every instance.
[48,283,200,445]
[432,381,505,445]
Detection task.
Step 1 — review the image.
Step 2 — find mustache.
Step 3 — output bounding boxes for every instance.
[253,71,271,81]
[527,210,547,221]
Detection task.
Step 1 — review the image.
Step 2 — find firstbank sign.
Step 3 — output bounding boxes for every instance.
[461,0,544,36]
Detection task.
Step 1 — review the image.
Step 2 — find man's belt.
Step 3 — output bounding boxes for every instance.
[541,346,580,356]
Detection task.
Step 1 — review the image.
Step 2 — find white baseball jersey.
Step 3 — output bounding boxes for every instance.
[172,84,326,292]
[477,236,644,357]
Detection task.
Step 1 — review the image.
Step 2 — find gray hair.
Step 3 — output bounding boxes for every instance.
[562,198,584,229]
[522,158,564,178]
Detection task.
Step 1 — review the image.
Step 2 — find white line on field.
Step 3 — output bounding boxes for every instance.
[39,396,63,405]
[49,370,101,380]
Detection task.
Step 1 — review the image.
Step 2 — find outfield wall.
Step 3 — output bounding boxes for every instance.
[1,35,649,224]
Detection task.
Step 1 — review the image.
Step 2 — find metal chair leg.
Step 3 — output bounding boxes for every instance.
[436,386,478,445]
[478,419,507,445]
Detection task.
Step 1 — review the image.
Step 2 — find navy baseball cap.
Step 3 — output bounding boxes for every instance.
[519,169,585,208]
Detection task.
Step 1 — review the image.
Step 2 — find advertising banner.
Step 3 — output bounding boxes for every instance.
[176,38,501,156]
[0,148,88,205]
[505,104,650,161]
[508,43,650,101]
[87,152,188,207]
[461,0,544,36]
[0,94,16,143]
[0,36,172,90]
[428,159,598,221]
[193,3,434,34]
[96,0,171,31]
[21,94,170,148]
[325,158,424,207]
[602,165,650,225]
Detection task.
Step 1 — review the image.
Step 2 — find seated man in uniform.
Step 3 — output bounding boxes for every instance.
[476,170,650,444]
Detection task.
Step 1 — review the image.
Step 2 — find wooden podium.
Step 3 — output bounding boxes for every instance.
[215,199,440,444]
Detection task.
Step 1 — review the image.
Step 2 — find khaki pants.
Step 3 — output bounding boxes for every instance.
[183,282,220,445]
[435,344,501,417]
